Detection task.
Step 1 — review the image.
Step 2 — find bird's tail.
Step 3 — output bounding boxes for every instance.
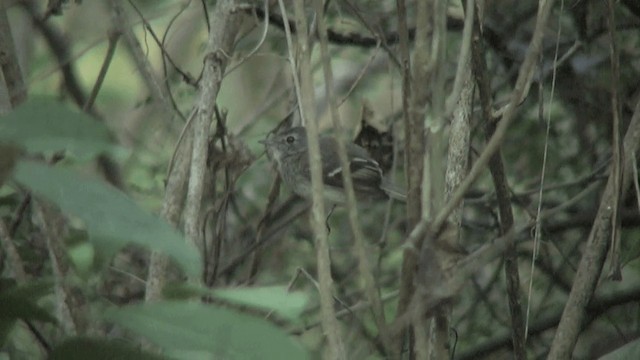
[380,179,407,202]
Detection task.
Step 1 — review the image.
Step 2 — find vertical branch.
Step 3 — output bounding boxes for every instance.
[607,0,622,280]
[548,1,633,357]
[547,93,640,360]
[424,0,449,358]
[445,1,473,227]
[34,202,86,335]
[182,0,242,273]
[433,0,557,230]
[146,128,193,301]
[0,5,27,281]
[470,2,526,358]
[108,0,174,119]
[278,1,346,358]
[0,6,26,108]
[0,218,26,282]
[312,0,390,355]
[411,1,433,358]
[83,31,120,112]
[486,49,528,360]
[403,0,557,251]
[394,0,420,355]
[145,0,242,299]
[18,0,87,108]
[394,0,557,357]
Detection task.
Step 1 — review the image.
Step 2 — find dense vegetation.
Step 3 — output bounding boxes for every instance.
[1,0,639,359]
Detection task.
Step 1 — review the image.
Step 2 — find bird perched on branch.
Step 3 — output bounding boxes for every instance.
[260,127,406,204]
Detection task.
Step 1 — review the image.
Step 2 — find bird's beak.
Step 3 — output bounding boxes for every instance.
[259,138,274,146]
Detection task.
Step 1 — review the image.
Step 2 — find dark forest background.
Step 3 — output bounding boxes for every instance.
[1,0,640,359]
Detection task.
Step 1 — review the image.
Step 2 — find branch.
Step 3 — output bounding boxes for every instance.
[313,0,391,355]
[393,0,419,356]
[182,0,242,275]
[34,202,86,335]
[83,31,120,112]
[547,28,640,360]
[470,1,526,357]
[145,0,243,299]
[246,3,476,49]
[18,0,88,110]
[0,5,26,108]
[146,127,192,301]
[283,0,347,357]
[403,0,558,269]
[108,0,175,121]
[457,284,640,359]
[0,217,26,282]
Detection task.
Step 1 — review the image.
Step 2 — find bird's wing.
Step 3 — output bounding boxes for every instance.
[323,139,383,195]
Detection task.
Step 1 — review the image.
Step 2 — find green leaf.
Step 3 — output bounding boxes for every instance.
[104,301,309,360]
[213,286,307,321]
[163,284,307,321]
[212,286,307,320]
[13,160,201,276]
[49,337,167,360]
[0,97,114,158]
[68,242,95,275]
[599,338,640,360]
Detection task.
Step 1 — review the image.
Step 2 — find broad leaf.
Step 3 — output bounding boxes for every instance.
[599,338,640,360]
[214,286,307,321]
[0,97,113,158]
[104,301,308,360]
[164,284,307,321]
[13,161,201,276]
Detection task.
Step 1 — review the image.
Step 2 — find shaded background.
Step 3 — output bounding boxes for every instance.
[2,0,640,359]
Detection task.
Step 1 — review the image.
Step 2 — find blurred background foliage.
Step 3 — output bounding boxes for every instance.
[1,0,640,359]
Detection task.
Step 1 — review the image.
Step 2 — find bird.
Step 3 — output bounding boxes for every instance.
[260,127,406,204]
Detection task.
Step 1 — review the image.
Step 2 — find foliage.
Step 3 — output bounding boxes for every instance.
[0,98,307,359]
[1,1,640,359]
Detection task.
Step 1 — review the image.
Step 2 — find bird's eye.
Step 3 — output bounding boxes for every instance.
[285,135,295,144]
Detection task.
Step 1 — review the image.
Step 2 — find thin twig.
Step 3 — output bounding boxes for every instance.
[0,218,27,282]
[606,0,623,280]
[83,30,120,112]
[246,169,282,284]
[34,201,84,335]
[224,0,270,76]
[337,44,382,107]
[393,0,417,355]
[146,114,194,301]
[632,152,640,214]
[547,86,640,359]
[403,0,558,265]
[527,0,564,342]
[108,0,176,124]
[313,0,391,355]
[126,0,196,87]
[18,0,88,110]
[422,0,451,357]
[0,4,27,108]
[444,0,474,116]
[342,0,401,68]
[182,0,242,270]
[476,28,527,357]
[279,1,346,358]
[216,195,310,278]
[458,284,640,359]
